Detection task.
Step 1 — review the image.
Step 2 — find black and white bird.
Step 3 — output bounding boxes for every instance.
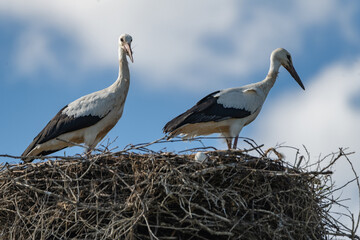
[22,34,134,161]
[163,48,305,149]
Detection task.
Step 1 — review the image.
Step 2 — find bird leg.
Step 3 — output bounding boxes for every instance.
[83,146,94,158]
[232,136,239,149]
[226,138,232,150]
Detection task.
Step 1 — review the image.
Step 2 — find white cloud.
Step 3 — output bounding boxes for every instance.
[1,0,359,90]
[12,29,60,77]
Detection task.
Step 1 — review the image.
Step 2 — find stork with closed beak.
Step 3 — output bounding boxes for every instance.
[163,48,305,149]
[22,34,134,161]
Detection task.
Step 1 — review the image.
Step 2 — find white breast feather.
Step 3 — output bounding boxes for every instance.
[215,86,265,113]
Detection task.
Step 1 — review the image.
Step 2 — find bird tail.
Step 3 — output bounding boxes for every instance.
[21,143,36,162]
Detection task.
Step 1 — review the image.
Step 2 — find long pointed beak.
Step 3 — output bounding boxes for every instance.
[124,43,134,63]
[284,64,305,90]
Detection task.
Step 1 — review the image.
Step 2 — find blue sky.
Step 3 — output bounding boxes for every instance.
[1,0,360,233]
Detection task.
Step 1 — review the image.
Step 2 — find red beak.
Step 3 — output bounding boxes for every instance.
[124,43,134,63]
[284,63,305,90]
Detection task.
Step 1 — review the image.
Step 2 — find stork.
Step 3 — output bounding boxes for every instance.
[21,34,134,161]
[163,48,305,149]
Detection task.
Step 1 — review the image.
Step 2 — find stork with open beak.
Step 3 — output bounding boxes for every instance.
[22,34,134,161]
[163,48,305,149]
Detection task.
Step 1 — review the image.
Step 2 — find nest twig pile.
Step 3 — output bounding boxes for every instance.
[0,145,358,239]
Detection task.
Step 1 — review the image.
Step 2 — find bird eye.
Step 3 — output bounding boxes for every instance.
[120,38,124,42]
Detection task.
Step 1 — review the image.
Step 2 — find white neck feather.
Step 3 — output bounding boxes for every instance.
[259,58,282,95]
[109,47,130,92]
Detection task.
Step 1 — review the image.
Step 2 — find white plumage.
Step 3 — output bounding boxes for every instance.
[22,34,134,161]
[194,152,208,162]
[163,48,305,149]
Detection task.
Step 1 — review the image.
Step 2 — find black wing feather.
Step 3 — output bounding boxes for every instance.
[22,105,105,157]
[163,91,251,133]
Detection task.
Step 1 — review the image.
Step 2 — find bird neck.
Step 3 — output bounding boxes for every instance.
[260,59,281,94]
[118,48,130,78]
[109,48,130,92]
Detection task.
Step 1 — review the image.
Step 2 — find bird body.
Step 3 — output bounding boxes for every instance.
[163,48,305,149]
[22,34,133,160]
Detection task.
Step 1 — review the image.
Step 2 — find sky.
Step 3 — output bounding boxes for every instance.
[1,0,360,235]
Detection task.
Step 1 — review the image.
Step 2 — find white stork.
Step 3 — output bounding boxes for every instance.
[22,34,134,161]
[163,48,305,149]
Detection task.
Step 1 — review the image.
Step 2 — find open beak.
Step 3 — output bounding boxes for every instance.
[284,63,305,90]
[124,43,134,63]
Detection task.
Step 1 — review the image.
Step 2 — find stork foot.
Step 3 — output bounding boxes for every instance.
[82,147,94,159]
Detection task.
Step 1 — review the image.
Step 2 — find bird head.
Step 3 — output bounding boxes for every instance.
[272,48,305,90]
[119,34,134,63]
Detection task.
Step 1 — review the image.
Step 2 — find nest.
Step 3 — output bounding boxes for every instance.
[0,145,358,240]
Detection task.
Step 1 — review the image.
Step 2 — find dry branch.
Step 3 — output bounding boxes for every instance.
[0,145,359,240]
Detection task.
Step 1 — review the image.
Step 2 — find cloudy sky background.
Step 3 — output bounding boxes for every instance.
[1,0,359,234]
